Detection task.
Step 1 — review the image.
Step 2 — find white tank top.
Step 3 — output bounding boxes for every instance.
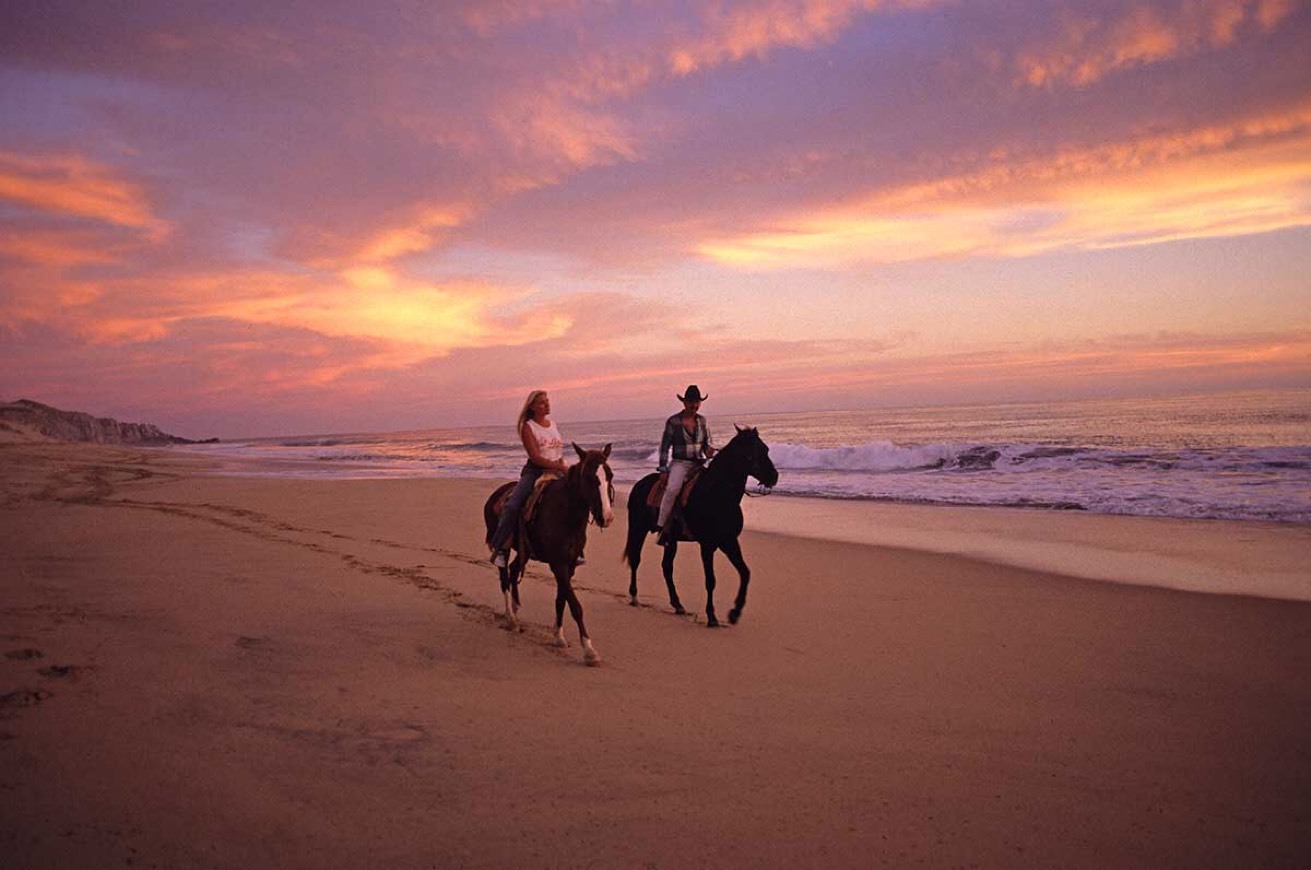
[526,419,564,463]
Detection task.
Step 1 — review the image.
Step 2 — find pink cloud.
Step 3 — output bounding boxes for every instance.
[0,152,169,240]
[666,0,930,76]
[697,103,1311,268]
[1013,0,1299,88]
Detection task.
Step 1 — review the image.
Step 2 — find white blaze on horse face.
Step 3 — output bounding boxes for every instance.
[594,464,614,527]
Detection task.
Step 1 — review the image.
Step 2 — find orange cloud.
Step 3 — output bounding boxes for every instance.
[354,203,472,263]
[0,227,120,267]
[0,152,169,241]
[22,261,574,379]
[698,105,1311,268]
[490,93,641,180]
[1015,0,1297,88]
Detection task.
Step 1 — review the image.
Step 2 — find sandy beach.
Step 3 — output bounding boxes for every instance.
[2,442,1308,869]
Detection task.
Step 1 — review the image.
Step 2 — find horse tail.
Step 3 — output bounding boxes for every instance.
[621,523,643,567]
[621,523,646,567]
[622,475,655,567]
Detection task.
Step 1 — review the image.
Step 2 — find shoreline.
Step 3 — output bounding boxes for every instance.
[740,494,1311,603]
[165,444,1311,603]
[39,437,1310,604]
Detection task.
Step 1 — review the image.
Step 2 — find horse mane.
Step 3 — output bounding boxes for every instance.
[566,449,598,487]
[564,447,609,504]
[565,460,584,488]
[700,427,757,491]
[716,426,758,461]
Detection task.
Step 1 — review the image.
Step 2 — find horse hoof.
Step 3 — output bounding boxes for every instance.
[629,596,638,607]
[706,615,719,628]
[673,605,686,615]
[583,647,601,666]
[728,608,742,624]
[554,635,568,648]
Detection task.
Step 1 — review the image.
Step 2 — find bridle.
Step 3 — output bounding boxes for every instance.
[711,436,775,498]
[745,442,775,498]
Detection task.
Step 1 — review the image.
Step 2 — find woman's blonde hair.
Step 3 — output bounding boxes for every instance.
[516,389,548,435]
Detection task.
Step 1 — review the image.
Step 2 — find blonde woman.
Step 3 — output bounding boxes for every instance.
[489,389,569,567]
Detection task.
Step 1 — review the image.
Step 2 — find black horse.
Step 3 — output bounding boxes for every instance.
[622,426,778,626]
[483,444,615,665]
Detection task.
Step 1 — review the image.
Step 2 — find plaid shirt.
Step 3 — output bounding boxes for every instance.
[659,413,713,466]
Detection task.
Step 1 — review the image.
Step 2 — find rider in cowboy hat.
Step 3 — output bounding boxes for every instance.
[655,385,717,545]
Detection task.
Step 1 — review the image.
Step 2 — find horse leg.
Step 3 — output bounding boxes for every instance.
[661,541,685,614]
[556,562,599,665]
[721,538,751,625]
[553,575,569,648]
[626,520,646,606]
[498,563,517,629]
[507,556,524,630]
[699,542,720,627]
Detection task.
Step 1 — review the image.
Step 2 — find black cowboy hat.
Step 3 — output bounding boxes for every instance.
[678,385,707,402]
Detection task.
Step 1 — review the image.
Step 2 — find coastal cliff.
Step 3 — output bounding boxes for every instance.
[0,399,213,445]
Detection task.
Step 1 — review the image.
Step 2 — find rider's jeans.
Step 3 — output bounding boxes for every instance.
[657,459,697,530]
[490,462,544,552]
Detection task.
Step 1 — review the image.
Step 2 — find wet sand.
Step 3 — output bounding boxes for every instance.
[2,442,1308,869]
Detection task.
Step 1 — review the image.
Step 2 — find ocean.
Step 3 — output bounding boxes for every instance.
[183,389,1311,525]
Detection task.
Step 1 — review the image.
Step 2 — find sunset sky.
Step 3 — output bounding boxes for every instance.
[2,0,1309,438]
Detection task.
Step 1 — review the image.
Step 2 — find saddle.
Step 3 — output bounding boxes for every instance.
[523,470,564,524]
[645,466,703,510]
[488,470,563,563]
[646,466,703,541]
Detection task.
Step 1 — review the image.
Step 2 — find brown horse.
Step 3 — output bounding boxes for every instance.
[483,443,614,665]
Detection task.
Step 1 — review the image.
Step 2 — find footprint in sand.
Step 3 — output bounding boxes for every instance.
[4,648,44,660]
[38,664,88,680]
[0,688,51,709]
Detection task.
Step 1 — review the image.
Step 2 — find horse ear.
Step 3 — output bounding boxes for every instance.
[735,423,744,433]
[573,442,586,461]
[602,443,612,460]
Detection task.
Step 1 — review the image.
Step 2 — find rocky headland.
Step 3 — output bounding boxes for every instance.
[0,399,215,445]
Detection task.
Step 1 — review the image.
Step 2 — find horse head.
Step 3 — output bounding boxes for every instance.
[572,442,615,528]
[733,425,779,489]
